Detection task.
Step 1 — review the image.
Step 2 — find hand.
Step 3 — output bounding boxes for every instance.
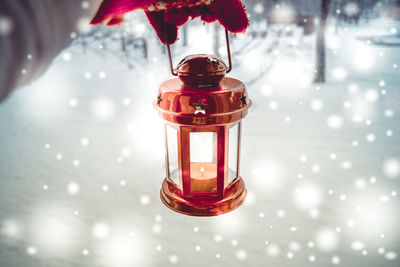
[90,0,249,44]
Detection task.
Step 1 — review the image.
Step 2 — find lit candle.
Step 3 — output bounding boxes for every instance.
[190,162,217,192]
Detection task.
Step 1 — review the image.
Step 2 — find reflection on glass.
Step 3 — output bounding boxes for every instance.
[228,123,239,184]
[166,124,179,187]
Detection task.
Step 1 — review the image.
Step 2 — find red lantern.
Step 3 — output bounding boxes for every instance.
[155,30,251,216]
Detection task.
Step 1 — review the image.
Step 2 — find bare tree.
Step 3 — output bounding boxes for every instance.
[314,0,331,83]
[71,27,148,69]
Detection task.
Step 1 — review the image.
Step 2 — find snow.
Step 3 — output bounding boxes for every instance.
[0,18,400,267]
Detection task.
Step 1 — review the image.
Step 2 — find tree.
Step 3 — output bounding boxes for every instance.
[314,0,331,83]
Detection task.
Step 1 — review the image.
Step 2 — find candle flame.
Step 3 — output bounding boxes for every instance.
[200,166,205,177]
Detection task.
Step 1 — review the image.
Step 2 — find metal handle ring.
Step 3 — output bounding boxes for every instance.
[165,27,233,76]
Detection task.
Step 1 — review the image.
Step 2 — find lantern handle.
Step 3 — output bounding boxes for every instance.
[166,28,233,76]
[166,38,178,76]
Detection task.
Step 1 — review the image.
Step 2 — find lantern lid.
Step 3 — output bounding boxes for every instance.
[155,77,251,126]
[176,54,228,87]
[177,54,228,75]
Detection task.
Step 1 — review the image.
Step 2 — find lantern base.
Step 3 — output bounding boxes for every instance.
[160,177,247,216]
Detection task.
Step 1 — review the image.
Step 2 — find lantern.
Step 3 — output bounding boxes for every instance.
[155,29,251,216]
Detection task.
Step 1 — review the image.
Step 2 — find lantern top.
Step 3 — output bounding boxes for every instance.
[175,54,228,87]
[155,77,251,126]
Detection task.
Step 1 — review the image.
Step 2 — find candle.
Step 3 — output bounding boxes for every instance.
[190,162,217,192]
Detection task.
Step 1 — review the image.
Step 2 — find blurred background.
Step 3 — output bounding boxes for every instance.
[0,0,400,266]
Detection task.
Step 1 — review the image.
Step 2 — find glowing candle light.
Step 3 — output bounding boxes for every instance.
[190,163,217,192]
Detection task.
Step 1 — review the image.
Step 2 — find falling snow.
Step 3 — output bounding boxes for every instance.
[0,7,400,267]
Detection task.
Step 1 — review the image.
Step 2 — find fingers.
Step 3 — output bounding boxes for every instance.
[164,8,190,26]
[210,0,249,33]
[145,11,178,44]
[90,0,152,24]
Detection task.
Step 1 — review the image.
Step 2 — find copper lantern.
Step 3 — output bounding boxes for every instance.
[155,30,251,216]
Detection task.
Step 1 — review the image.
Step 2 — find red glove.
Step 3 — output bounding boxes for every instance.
[90,0,249,44]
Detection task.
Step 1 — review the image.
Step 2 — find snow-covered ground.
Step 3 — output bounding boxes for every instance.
[1,19,400,267]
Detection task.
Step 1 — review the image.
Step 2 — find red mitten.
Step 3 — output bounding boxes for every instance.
[90,0,153,24]
[90,0,249,44]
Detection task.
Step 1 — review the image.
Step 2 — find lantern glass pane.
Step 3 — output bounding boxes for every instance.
[190,132,215,163]
[190,132,218,193]
[166,124,180,187]
[228,123,239,184]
